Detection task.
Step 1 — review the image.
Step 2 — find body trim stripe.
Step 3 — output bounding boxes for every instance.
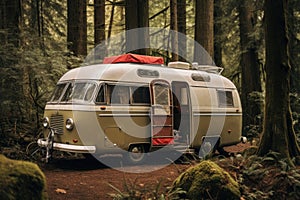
[98,113,150,117]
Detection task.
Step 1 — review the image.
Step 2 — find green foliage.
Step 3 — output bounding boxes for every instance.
[243,91,264,139]
[291,93,300,136]
[220,0,265,87]
[217,151,300,200]
[243,91,300,142]
[0,31,68,149]
[0,0,84,153]
[0,154,47,200]
[107,175,183,200]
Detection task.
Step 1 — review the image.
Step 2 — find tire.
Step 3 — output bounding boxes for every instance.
[125,145,146,165]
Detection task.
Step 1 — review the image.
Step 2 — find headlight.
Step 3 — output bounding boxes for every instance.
[66,118,74,130]
[42,117,49,128]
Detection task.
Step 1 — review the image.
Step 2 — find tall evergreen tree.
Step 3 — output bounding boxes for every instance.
[67,0,87,56]
[125,0,149,55]
[213,0,223,67]
[0,0,22,136]
[194,0,214,64]
[170,0,179,61]
[94,0,106,46]
[177,0,186,61]
[257,0,300,165]
[238,0,262,131]
[0,0,21,46]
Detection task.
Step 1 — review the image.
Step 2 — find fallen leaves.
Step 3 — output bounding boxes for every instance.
[55,188,67,194]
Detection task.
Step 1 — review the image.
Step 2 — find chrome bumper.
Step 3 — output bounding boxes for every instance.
[37,138,96,154]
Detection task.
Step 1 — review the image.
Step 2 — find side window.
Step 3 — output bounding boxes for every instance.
[131,86,150,104]
[217,90,234,107]
[61,82,96,102]
[95,85,105,103]
[108,85,130,104]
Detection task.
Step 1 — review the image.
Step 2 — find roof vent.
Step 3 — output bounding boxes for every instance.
[168,61,190,70]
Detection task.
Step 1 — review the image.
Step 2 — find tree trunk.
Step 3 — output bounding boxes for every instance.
[125,0,149,55]
[257,0,300,164]
[213,0,222,67]
[170,0,178,61]
[94,0,105,46]
[0,0,21,46]
[67,0,87,56]
[238,0,262,130]
[94,0,106,60]
[177,0,186,62]
[194,0,214,64]
[107,0,115,39]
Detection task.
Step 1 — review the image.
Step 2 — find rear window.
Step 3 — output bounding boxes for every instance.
[217,90,234,107]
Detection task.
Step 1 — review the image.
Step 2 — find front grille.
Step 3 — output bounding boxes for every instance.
[50,114,64,134]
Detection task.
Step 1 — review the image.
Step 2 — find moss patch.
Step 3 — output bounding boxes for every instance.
[171,160,240,200]
[0,154,47,200]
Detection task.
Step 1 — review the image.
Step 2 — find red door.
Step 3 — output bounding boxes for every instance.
[150,80,174,146]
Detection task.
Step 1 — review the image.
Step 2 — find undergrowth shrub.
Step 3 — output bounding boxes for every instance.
[217,151,300,200]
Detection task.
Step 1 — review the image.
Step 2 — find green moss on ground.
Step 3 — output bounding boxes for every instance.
[171,160,240,200]
[0,154,47,200]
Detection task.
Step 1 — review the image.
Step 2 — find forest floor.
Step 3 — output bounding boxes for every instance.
[41,143,249,200]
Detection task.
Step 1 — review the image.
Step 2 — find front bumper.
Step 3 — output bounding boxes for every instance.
[37,138,96,154]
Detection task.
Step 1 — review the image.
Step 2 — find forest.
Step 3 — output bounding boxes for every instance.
[1,0,300,199]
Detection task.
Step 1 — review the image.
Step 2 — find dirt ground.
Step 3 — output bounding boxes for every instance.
[41,143,249,200]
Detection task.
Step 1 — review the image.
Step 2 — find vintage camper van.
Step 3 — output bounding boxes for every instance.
[38,54,246,163]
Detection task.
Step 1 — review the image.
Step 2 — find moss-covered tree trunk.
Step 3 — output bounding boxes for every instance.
[257,0,300,164]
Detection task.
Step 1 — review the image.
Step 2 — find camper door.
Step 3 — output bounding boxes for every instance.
[150,80,174,146]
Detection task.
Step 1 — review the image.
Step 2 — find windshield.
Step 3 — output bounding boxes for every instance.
[52,82,96,102]
[50,83,68,102]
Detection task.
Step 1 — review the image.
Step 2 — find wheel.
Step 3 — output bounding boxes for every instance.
[126,145,146,164]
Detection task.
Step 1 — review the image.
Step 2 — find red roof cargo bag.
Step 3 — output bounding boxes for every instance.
[103,53,164,65]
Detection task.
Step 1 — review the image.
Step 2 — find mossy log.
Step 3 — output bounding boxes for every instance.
[171,160,240,200]
[0,155,47,200]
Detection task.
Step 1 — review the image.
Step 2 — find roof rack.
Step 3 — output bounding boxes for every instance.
[191,62,224,75]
